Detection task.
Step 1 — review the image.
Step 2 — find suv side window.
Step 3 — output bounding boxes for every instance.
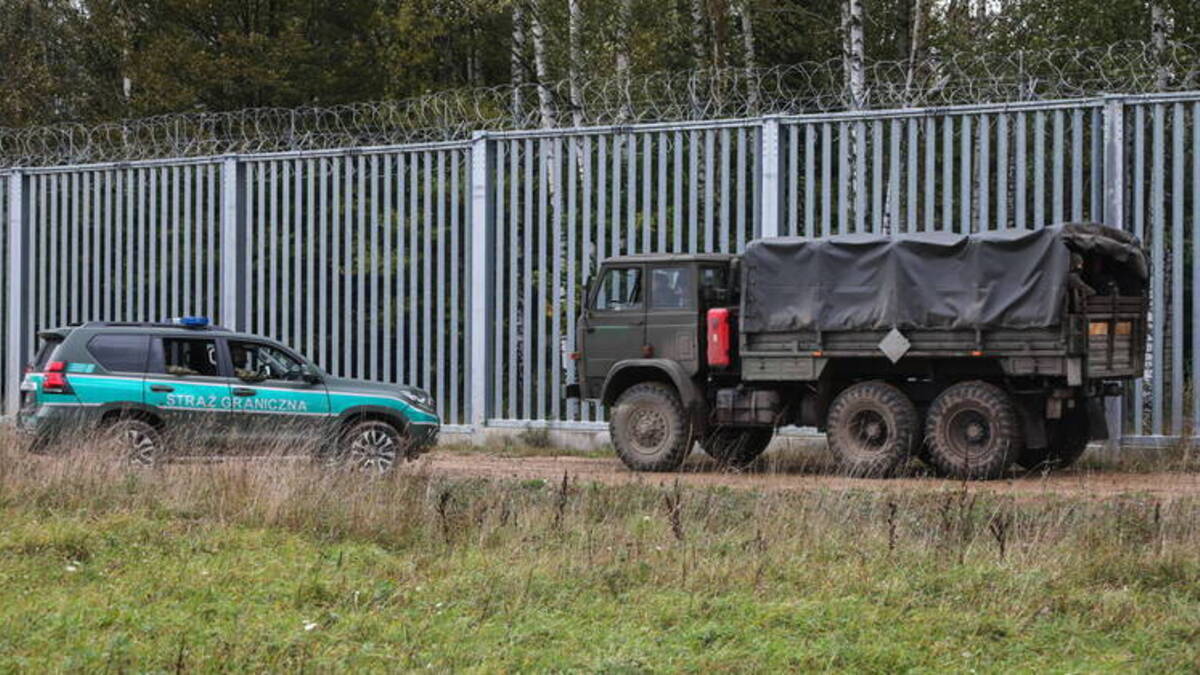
[88,334,150,373]
[160,338,220,377]
[593,267,642,311]
[649,267,694,310]
[228,341,306,382]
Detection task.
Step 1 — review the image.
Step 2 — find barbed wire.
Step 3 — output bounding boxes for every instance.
[2,39,1199,168]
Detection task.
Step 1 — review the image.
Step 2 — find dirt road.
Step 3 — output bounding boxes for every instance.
[415,449,1200,499]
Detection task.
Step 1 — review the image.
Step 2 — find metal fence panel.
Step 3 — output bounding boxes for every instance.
[5,94,1200,440]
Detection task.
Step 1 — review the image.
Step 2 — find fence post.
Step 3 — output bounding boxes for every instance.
[5,170,29,416]
[220,156,247,332]
[1103,96,1126,448]
[759,116,782,238]
[468,132,495,431]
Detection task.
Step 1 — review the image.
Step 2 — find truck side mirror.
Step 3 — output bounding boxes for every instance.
[302,365,323,385]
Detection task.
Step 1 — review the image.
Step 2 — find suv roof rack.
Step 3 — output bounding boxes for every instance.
[79,320,232,332]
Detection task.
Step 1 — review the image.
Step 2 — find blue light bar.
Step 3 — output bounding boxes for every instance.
[169,316,210,328]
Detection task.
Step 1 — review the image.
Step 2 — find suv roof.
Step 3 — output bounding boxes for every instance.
[37,321,260,341]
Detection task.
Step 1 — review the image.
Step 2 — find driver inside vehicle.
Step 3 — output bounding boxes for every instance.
[229,341,304,383]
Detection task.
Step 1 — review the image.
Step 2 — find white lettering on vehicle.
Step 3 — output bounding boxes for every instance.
[164,392,308,412]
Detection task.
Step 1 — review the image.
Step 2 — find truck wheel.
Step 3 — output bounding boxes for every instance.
[924,381,1022,480]
[610,382,693,472]
[826,381,919,477]
[702,428,773,469]
[1017,404,1090,470]
[98,419,165,466]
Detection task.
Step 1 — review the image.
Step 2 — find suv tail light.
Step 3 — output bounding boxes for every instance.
[43,361,73,394]
[707,308,731,368]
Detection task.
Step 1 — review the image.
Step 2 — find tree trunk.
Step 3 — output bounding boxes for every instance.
[568,0,584,128]
[736,0,758,113]
[842,0,866,110]
[1151,2,1171,90]
[616,0,633,122]
[511,0,526,125]
[530,0,555,128]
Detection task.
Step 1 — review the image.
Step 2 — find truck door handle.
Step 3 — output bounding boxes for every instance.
[149,384,174,393]
[232,387,256,397]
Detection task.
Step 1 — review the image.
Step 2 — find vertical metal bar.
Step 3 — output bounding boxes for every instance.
[392,154,403,384]
[319,158,329,370]
[906,119,917,232]
[1092,108,1104,220]
[1151,104,1165,434]
[1103,97,1126,442]
[567,138,578,419]
[924,118,935,231]
[359,155,369,380]
[269,162,278,337]
[788,124,798,236]
[409,152,419,387]
[628,133,638,253]
[345,157,355,377]
[220,157,246,332]
[942,117,953,232]
[582,136,594,419]
[288,160,297,349]
[1072,108,1085,220]
[70,172,79,324]
[5,172,28,414]
[1053,110,1064,224]
[331,157,342,375]
[449,151,461,422]
[1193,101,1200,431]
[673,131,682,251]
[838,122,849,235]
[888,119,900,233]
[704,130,715,250]
[254,163,265,333]
[688,131,699,251]
[759,118,780,239]
[736,127,747,247]
[422,151,433,395]
[182,166,192,317]
[1034,112,1045,227]
[206,165,215,322]
[369,155,380,381]
[720,129,731,251]
[523,139,533,418]
[978,114,990,232]
[806,124,816,237]
[997,114,1009,229]
[657,131,667,252]
[551,137,564,419]
[104,171,113,319]
[613,134,623,255]
[1171,102,1184,436]
[960,115,971,232]
[537,139,549,419]
[855,121,867,233]
[492,145,504,417]
[115,172,124,321]
[1016,113,1027,230]
[871,120,883,233]
[1133,106,1145,436]
[306,159,315,361]
[509,139,521,418]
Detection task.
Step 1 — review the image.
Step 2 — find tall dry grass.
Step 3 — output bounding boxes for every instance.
[4,426,1200,579]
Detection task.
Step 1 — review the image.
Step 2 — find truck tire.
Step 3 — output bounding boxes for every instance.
[826,381,919,477]
[1017,404,1090,470]
[610,382,693,472]
[702,428,773,469]
[924,381,1022,480]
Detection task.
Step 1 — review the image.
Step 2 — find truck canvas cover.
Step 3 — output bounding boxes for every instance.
[741,223,1146,333]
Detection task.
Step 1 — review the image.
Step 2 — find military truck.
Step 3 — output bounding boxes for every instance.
[567,223,1148,480]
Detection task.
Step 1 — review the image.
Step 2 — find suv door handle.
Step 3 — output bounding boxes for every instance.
[232,387,256,397]
[149,384,174,393]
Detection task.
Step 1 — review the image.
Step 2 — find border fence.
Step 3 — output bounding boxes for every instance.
[4,92,1200,440]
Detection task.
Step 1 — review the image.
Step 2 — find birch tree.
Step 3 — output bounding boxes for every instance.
[530,0,555,128]
[511,0,526,124]
[568,0,584,128]
[842,0,866,110]
[735,0,758,113]
[616,0,633,122]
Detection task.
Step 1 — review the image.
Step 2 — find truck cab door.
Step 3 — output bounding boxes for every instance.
[644,265,700,375]
[578,265,645,397]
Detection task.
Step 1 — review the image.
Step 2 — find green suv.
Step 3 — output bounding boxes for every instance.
[17,318,440,469]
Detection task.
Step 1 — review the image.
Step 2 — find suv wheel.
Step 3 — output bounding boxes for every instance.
[924,381,1022,480]
[610,382,693,472]
[702,428,773,469]
[826,380,919,477]
[99,419,165,466]
[332,420,408,473]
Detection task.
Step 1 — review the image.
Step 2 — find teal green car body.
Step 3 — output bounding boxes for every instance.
[17,322,440,452]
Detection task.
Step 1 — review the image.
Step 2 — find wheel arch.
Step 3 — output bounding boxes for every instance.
[97,402,165,429]
[601,359,708,434]
[336,405,410,434]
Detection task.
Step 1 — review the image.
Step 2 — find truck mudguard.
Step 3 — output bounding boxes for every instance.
[601,358,709,432]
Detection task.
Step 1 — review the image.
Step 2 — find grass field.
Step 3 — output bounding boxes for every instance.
[2,433,1200,672]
